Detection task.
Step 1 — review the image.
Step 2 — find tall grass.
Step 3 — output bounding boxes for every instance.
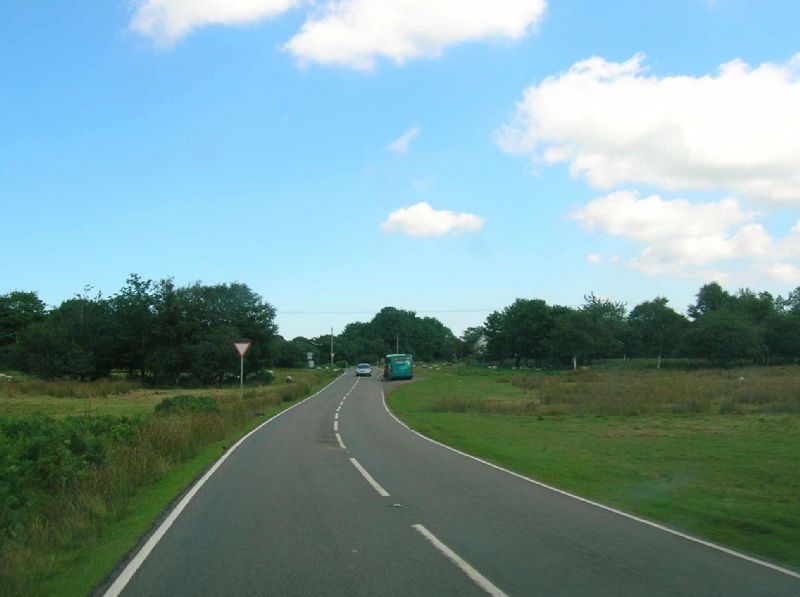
[0,378,140,399]
[0,375,322,596]
[429,366,800,417]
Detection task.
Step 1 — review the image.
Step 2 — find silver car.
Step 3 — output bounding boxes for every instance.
[355,363,372,376]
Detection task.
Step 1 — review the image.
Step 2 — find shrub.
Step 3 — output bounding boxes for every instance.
[0,415,144,539]
[246,368,274,384]
[154,395,219,416]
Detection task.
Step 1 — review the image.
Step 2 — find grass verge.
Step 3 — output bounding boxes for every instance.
[0,370,337,596]
[388,366,800,569]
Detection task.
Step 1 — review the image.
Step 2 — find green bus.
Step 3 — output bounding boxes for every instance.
[383,354,413,380]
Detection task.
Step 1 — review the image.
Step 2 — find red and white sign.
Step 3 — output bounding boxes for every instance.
[234,341,251,357]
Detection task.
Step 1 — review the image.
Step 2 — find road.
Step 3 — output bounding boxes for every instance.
[102,372,800,596]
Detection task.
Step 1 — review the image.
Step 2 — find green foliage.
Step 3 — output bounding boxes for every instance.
[0,415,144,539]
[0,292,45,345]
[18,292,116,380]
[0,370,331,594]
[321,307,459,365]
[627,297,688,362]
[478,283,800,369]
[7,276,800,379]
[154,395,219,415]
[9,276,278,386]
[273,336,317,368]
[684,310,763,365]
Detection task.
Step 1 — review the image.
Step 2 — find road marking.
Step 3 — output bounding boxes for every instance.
[412,524,507,597]
[382,391,800,581]
[349,457,390,497]
[331,380,358,452]
[101,373,348,597]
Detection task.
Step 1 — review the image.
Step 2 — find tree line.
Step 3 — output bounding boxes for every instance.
[0,275,276,384]
[3,277,800,382]
[273,306,459,367]
[467,283,800,368]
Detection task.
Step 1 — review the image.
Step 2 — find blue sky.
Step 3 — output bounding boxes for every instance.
[2,1,800,339]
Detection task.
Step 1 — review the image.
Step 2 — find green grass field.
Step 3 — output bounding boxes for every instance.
[0,369,338,596]
[388,366,800,569]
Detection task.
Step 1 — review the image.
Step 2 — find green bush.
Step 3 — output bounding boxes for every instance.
[246,368,274,384]
[154,395,219,416]
[0,415,143,539]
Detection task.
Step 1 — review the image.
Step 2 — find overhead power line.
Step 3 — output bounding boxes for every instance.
[278,308,499,315]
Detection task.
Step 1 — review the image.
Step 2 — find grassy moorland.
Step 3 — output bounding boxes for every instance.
[0,369,337,596]
[387,365,800,569]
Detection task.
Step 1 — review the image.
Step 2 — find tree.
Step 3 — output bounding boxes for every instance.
[688,282,732,319]
[0,291,46,369]
[273,336,318,368]
[628,297,688,367]
[581,292,627,359]
[545,307,595,370]
[501,299,552,367]
[364,307,457,361]
[111,274,155,379]
[19,293,115,379]
[484,310,509,363]
[683,310,762,366]
[460,326,486,361]
[766,313,800,362]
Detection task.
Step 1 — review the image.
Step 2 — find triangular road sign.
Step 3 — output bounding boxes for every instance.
[234,341,251,357]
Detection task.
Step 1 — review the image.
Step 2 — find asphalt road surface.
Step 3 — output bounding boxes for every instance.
[102,372,800,596]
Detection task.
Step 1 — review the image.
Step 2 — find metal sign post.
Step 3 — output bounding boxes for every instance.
[234,341,252,399]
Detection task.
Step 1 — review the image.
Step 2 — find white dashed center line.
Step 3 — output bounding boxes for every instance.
[412,524,507,597]
[349,458,390,497]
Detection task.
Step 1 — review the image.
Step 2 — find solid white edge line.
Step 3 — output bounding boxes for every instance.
[333,420,339,432]
[102,373,348,597]
[412,524,507,597]
[349,457,390,497]
[381,391,800,581]
[335,432,346,450]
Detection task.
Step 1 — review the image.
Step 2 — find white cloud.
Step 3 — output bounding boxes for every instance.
[586,253,602,265]
[388,127,420,154]
[499,53,800,204]
[766,262,800,284]
[571,190,800,281]
[284,0,547,70]
[130,0,299,45]
[381,201,484,237]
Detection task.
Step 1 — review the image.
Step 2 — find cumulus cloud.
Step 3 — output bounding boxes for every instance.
[284,0,547,70]
[381,202,484,237]
[766,262,800,284]
[130,0,299,45]
[571,190,800,282]
[586,254,602,265]
[499,53,800,204]
[388,127,420,154]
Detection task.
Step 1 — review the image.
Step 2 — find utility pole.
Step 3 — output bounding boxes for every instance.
[396,333,399,353]
[330,327,334,366]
